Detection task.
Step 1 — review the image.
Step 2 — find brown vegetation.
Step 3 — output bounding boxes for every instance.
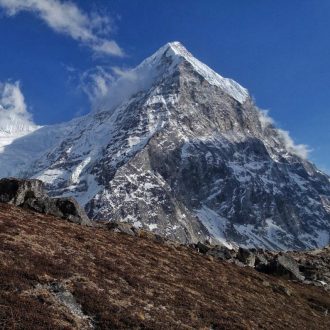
[0,203,329,329]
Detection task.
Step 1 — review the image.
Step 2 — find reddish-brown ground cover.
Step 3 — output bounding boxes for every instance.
[0,203,329,329]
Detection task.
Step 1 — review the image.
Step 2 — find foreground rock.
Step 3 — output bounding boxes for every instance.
[103,221,329,290]
[258,254,305,281]
[0,177,45,205]
[189,241,329,290]
[0,178,91,226]
[0,203,329,329]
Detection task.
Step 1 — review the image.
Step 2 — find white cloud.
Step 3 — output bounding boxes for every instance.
[0,0,123,56]
[257,109,310,159]
[277,129,310,159]
[80,61,160,115]
[258,109,274,129]
[111,66,137,80]
[0,81,37,135]
[80,65,141,111]
[80,66,115,110]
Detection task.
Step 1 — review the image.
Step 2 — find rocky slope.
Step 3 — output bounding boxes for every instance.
[0,42,329,250]
[1,203,330,330]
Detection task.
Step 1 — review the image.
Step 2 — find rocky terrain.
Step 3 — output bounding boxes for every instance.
[0,177,91,226]
[1,202,330,330]
[0,42,329,250]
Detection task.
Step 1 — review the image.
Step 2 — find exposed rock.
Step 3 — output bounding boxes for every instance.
[0,177,44,206]
[189,240,330,289]
[106,221,135,236]
[255,253,270,269]
[195,241,212,254]
[104,222,178,247]
[261,254,305,281]
[0,178,91,226]
[52,198,92,226]
[33,282,93,329]
[206,245,237,260]
[237,247,256,267]
[25,196,92,226]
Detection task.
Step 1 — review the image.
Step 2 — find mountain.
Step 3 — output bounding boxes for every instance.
[0,42,329,250]
[1,202,329,329]
[0,116,38,152]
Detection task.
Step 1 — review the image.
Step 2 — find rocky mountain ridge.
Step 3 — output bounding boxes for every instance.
[0,42,329,250]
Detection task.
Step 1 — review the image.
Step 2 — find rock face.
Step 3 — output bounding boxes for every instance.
[191,241,329,289]
[259,254,305,281]
[0,178,91,226]
[0,177,45,205]
[0,42,329,249]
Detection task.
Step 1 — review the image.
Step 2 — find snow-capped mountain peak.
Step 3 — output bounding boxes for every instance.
[0,42,329,251]
[164,41,249,103]
[97,42,249,114]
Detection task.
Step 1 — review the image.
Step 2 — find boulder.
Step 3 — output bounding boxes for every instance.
[51,197,92,226]
[206,245,237,261]
[0,177,92,226]
[237,247,256,267]
[255,254,270,271]
[260,254,305,281]
[195,241,212,254]
[25,196,92,226]
[106,221,135,236]
[0,178,45,206]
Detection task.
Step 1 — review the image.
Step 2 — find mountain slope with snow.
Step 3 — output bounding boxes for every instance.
[0,42,329,250]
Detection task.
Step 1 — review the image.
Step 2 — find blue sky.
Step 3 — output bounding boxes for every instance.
[0,0,329,172]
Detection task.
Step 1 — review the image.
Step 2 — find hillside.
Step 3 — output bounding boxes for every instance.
[0,203,329,330]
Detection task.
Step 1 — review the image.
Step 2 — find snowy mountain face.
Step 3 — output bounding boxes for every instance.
[0,112,38,150]
[0,42,329,250]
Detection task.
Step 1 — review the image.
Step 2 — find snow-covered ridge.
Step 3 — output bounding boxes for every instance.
[97,41,249,113]
[0,121,40,152]
[164,41,249,103]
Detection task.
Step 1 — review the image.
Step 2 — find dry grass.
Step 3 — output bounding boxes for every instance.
[0,203,329,329]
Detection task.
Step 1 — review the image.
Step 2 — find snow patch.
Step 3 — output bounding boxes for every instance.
[196,205,233,248]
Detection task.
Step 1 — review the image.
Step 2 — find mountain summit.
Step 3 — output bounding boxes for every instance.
[0,42,329,250]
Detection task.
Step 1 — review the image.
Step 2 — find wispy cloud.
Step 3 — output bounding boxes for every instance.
[0,0,124,56]
[80,64,151,112]
[258,109,310,159]
[80,66,115,110]
[0,81,37,134]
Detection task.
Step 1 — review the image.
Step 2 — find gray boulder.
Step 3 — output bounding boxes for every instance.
[106,221,135,236]
[195,241,212,254]
[25,196,92,226]
[237,247,256,267]
[207,245,237,260]
[0,177,44,205]
[0,178,91,226]
[260,254,305,281]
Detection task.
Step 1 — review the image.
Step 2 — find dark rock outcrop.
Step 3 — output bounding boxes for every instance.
[189,241,329,289]
[0,177,45,205]
[237,247,256,267]
[0,178,91,226]
[259,254,305,281]
[206,245,237,260]
[106,221,136,236]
